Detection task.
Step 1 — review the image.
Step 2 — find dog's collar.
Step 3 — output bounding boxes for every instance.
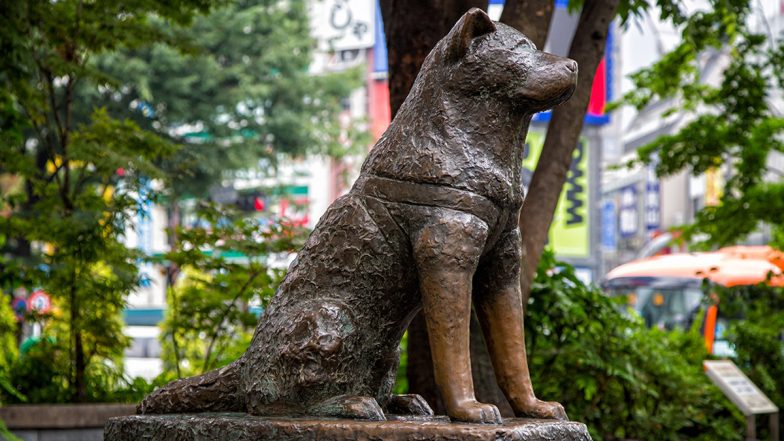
[354,174,501,228]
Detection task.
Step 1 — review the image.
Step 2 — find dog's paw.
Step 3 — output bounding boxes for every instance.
[385,394,434,416]
[447,400,502,424]
[309,395,386,421]
[514,398,568,421]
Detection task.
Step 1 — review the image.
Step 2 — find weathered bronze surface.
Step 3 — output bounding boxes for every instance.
[106,414,592,441]
[138,8,577,425]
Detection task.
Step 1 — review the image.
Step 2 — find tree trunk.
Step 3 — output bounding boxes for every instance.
[518,0,619,306]
[380,0,486,117]
[499,0,554,49]
[70,281,87,402]
[380,0,486,413]
[74,330,87,402]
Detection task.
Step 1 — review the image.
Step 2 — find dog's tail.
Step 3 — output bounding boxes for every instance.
[137,359,244,414]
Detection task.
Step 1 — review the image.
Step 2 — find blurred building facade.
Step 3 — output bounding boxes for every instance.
[601,0,784,276]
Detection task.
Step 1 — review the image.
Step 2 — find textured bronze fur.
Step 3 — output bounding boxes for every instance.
[138,8,577,424]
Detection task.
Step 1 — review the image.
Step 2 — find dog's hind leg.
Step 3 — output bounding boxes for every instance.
[372,348,434,417]
[137,359,244,414]
[385,394,434,416]
[308,395,386,421]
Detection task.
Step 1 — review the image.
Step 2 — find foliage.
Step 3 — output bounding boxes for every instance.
[619,0,784,247]
[712,282,784,437]
[568,0,687,28]
[526,250,743,441]
[0,295,18,404]
[2,334,154,405]
[392,332,408,395]
[0,0,214,402]
[89,0,365,199]
[159,203,307,378]
[0,418,23,441]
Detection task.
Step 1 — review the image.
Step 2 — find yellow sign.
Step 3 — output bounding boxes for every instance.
[522,131,590,258]
[705,168,723,207]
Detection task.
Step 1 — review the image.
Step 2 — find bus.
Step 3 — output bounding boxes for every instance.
[603,246,784,355]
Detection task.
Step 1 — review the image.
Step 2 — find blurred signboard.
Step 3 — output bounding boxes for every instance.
[12,297,27,322]
[372,0,387,74]
[523,131,590,258]
[645,165,660,233]
[704,360,778,416]
[619,185,638,238]
[311,0,375,51]
[28,290,51,314]
[601,200,617,250]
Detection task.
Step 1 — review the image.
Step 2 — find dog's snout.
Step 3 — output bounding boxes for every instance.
[565,60,577,73]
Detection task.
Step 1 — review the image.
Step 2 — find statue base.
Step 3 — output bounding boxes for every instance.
[105,413,592,440]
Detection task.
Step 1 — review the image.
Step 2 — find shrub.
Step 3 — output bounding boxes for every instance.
[159,203,307,378]
[526,250,743,441]
[713,282,784,438]
[0,295,18,404]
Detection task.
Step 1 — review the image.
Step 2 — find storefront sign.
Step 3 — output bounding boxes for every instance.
[523,131,590,258]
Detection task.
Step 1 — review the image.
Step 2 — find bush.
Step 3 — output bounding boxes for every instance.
[713,282,784,438]
[3,333,151,405]
[0,295,18,404]
[526,250,743,441]
[159,203,307,378]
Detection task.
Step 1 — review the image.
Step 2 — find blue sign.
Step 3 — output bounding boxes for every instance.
[645,165,660,232]
[373,0,388,73]
[601,200,617,249]
[12,297,27,321]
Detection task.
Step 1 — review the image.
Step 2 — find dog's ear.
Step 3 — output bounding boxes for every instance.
[444,8,496,62]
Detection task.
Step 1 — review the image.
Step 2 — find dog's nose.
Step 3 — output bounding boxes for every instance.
[565,60,577,73]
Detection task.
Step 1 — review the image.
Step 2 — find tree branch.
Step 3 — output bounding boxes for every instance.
[202,270,261,372]
[42,69,65,149]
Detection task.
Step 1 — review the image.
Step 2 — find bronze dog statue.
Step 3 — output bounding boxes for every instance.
[139,8,577,424]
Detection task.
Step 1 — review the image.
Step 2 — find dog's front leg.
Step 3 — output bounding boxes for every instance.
[474,228,567,421]
[412,210,501,424]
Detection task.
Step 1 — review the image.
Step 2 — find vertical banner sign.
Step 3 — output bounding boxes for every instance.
[523,131,590,258]
[601,200,617,250]
[645,165,660,233]
[619,185,638,238]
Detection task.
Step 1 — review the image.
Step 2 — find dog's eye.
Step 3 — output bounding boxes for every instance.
[513,39,535,52]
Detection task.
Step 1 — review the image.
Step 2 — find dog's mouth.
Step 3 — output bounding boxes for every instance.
[515,53,578,112]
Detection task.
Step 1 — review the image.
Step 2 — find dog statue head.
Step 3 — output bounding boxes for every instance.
[434,8,578,112]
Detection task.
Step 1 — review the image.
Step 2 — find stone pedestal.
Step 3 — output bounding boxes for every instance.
[105,413,592,441]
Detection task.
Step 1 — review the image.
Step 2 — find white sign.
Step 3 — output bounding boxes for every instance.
[704,360,778,416]
[311,0,375,51]
[619,185,638,238]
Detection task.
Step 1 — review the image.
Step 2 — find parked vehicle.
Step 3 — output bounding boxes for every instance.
[604,246,784,355]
